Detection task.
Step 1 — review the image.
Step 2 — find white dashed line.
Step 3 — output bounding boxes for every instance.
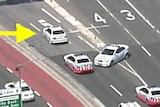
[29,23,41,32]
[119,61,148,86]
[141,46,151,56]
[78,35,84,40]
[123,28,141,45]
[34,90,40,96]
[84,40,95,49]
[6,68,13,73]
[41,8,61,23]
[125,0,155,29]
[47,102,53,107]
[90,24,100,34]
[156,30,160,34]
[110,84,123,96]
[66,0,70,3]
[96,0,141,46]
[78,36,95,49]
[135,73,148,86]
[118,63,137,76]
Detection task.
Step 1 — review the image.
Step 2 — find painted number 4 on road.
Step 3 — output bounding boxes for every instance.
[94,13,107,24]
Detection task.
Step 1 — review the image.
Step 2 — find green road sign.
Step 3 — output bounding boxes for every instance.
[0,88,22,107]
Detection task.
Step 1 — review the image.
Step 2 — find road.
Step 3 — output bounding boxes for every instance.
[0,0,160,107]
[53,0,160,106]
[0,64,48,107]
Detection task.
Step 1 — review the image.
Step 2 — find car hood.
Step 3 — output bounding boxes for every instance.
[95,54,113,61]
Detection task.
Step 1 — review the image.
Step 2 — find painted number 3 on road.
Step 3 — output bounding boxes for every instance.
[120,9,135,21]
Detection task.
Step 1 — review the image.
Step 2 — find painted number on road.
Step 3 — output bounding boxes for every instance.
[120,10,135,21]
[38,19,53,27]
[94,13,107,24]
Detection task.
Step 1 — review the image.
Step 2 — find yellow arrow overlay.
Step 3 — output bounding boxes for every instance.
[0,23,36,43]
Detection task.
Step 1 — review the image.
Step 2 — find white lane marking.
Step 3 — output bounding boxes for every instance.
[90,24,100,34]
[135,73,148,86]
[68,29,80,33]
[141,46,151,56]
[34,90,40,96]
[38,19,53,27]
[119,61,148,86]
[96,0,141,46]
[78,35,83,40]
[41,8,61,23]
[124,61,148,86]
[78,36,95,49]
[6,68,13,73]
[123,27,141,45]
[118,63,137,76]
[29,23,41,32]
[85,40,95,49]
[47,102,53,107]
[66,0,70,3]
[156,30,160,34]
[124,60,137,74]
[86,24,110,30]
[125,0,155,29]
[145,19,155,29]
[110,84,123,96]
[69,25,109,34]
[68,41,72,44]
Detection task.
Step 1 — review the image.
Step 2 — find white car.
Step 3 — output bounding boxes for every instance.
[135,85,160,106]
[64,53,94,74]
[118,101,141,107]
[94,44,130,67]
[43,26,68,44]
[4,80,35,102]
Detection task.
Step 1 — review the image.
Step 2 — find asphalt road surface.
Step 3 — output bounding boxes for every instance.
[0,64,48,107]
[1,0,160,107]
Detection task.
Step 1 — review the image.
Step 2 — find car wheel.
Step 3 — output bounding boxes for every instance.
[110,60,114,67]
[125,53,130,59]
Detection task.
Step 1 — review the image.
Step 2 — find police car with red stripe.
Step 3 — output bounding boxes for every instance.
[64,53,93,74]
[118,101,141,107]
[135,85,160,106]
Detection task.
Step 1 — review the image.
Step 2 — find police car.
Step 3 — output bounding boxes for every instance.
[4,80,35,102]
[135,85,160,105]
[94,44,130,67]
[43,26,68,44]
[64,53,94,74]
[118,101,141,107]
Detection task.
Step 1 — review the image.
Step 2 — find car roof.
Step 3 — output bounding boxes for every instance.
[73,53,90,60]
[104,44,121,50]
[49,26,64,31]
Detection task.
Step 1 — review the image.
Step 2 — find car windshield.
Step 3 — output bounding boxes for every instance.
[101,49,115,55]
[53,30,64,35]
[77,59,89,63]
[22,86,30,92]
